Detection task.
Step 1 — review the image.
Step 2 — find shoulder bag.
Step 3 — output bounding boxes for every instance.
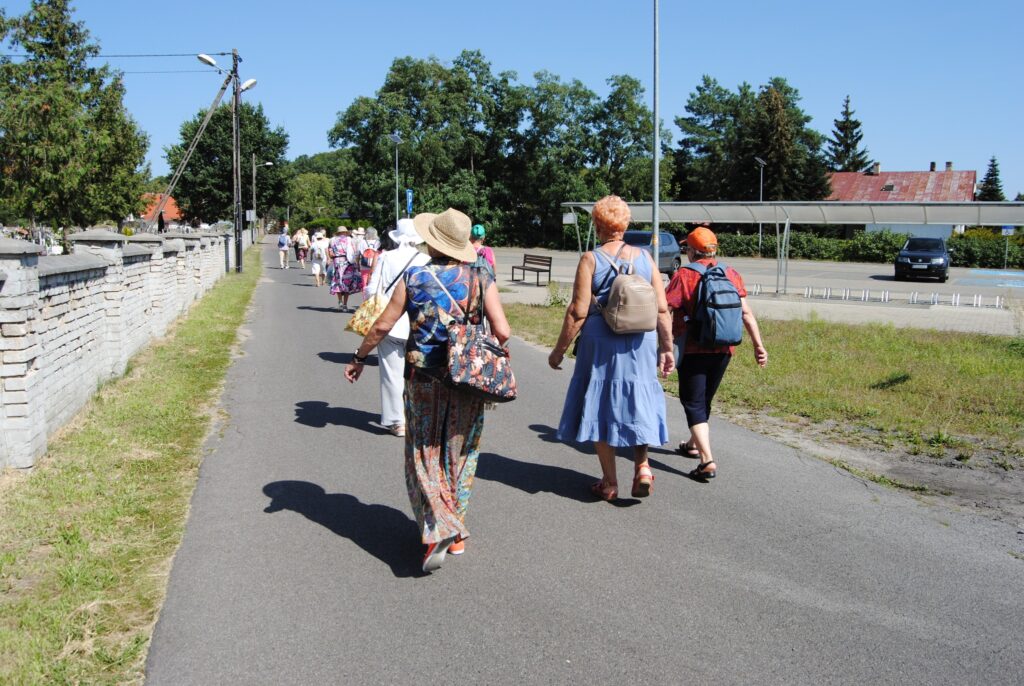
[345,252,418,336]
[426,267,517,403]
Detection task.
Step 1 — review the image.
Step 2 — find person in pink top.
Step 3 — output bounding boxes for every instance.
[470,224,495,275]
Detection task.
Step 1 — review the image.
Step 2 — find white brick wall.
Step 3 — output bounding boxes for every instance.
[0,230,247,469]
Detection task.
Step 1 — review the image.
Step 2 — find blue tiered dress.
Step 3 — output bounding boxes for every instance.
[556,248,669,447]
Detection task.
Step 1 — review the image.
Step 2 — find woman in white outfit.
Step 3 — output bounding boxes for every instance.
[364,219,430,436]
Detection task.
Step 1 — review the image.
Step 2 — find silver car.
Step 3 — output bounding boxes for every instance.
[622,230,682,274]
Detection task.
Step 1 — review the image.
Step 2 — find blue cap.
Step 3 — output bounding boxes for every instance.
[471,224,486,239]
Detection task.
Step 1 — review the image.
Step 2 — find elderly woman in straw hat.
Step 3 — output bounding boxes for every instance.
[548,195,675,502]
[363,219,430,437]
[345,208,510,573]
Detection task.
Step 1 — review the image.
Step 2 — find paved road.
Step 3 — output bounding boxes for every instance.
[491,247,1020,336]
[146,242,1024,685]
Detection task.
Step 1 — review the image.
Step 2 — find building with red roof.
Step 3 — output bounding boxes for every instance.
[141,193,182,225]
[828,162,977,238]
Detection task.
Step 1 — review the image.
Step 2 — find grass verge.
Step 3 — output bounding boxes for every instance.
[0,248,261,684]
[505,303,1024,461]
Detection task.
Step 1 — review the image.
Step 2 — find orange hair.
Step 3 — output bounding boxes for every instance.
[592,195,631,233]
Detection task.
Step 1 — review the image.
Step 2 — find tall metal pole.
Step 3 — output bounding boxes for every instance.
[394,143,400,226]
[251,152,257,241]
[232,49,243,273]
[758,163,764,255]
[651,0,660,259]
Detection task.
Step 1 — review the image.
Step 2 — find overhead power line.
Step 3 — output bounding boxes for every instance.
[2,51,231,58]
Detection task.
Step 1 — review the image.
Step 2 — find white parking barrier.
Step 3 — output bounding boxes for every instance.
[909,291,919,305]
[930,293,940,305]
[824,287,831,300]
[882,290,890,303]
[842,288,850,300]
[804,286,812,298]
[861,289,869,302]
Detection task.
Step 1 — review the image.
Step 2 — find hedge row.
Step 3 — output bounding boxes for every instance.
[715,230,1023,269]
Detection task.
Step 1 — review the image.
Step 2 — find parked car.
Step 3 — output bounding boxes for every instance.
[622,230,682,275]
[894,237,952,282]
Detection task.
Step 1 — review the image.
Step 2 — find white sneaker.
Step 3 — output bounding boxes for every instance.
[390,424,405,437]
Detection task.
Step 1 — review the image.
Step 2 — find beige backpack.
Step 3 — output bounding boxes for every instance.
[592,246,657,334]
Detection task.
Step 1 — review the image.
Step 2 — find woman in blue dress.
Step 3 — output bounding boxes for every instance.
[548,195,675,501]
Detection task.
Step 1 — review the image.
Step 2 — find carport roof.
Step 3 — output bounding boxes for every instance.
[560,201,1024,226]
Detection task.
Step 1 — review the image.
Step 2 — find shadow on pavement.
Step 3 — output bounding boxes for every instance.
[297,305,346,313]
[294,401,389,434]
[262,481,424,578]
[476,452,640,507]
[318,351,377,366]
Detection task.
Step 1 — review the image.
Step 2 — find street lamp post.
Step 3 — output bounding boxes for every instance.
[251,154,273,240]
[755,156,767,255]
[388,133,402,226]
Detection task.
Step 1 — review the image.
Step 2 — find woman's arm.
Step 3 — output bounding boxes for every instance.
[740,297,768,367]
[548,253,596,370]
[482,281,511,344]
[345,280,409,382]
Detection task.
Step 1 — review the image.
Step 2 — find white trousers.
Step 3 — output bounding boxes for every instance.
[378,335,406,427]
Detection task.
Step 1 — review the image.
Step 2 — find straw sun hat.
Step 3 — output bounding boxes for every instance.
[412,208,478,263]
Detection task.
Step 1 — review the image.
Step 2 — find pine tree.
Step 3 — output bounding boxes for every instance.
[0,0,148,228]
[976,156,1006,201]
[825,95,873,172]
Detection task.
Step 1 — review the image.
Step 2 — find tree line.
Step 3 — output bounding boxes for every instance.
[2,1,1019,243]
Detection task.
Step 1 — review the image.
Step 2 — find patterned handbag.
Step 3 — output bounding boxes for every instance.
[346,253,418,336]
[429,268,518,403]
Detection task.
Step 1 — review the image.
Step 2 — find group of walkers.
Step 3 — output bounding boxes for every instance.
[325,196,766,574]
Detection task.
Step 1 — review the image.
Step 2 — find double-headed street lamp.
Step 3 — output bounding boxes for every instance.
[199,50,257,272]
[388,132,402,226]
[252,155,273,238]
[755,156,767,254]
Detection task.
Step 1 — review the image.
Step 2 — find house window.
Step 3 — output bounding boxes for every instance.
[881,183,895,192]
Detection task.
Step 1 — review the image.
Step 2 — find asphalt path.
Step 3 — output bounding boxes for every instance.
[146,242,1024,685]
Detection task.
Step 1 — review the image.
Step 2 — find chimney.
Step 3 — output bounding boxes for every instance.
[929,161,936,172]
[870,162,880,175]
[945,161,953,171]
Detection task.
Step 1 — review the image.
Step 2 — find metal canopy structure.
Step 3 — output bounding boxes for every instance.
[561,201,1024,227]
[560,201,1024,294]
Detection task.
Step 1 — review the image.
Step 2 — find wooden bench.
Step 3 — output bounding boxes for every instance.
[511,254,552,286]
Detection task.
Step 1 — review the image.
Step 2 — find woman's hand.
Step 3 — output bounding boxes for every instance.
[753,344,768,368]
[548,349,564,370]
[658,351,675,378]
[344,361,363,382]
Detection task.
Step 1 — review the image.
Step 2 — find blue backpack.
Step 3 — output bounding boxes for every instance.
[685,262,743,347]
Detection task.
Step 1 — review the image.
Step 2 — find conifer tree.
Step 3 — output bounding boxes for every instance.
[975,156,1006,201]
[0,0,148,228]
[825,95,873,172]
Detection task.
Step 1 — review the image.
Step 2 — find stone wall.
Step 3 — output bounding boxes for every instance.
[0,228,254,469]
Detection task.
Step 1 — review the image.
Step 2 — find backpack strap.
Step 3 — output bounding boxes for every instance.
[591,243,629,311]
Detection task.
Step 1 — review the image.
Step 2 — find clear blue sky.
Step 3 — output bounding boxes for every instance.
[7,0,1024,197]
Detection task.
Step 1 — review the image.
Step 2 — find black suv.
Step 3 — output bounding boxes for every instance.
[894,237,952,282]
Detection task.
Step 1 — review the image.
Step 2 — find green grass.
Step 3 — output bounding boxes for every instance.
[505,303,1024,457]
[0,248,261,684]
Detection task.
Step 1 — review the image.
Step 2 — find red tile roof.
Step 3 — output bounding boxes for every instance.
[141,193,182,222]
[828,170,976,202]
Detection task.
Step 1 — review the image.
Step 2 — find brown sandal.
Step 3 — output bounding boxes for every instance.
[632,465,654,497]
[590,479,618,501]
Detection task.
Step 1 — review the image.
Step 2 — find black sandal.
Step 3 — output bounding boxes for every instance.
[689,461,717,480]
[677,441,700,458]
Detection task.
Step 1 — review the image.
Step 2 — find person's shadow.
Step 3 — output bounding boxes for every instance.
[297,305,345,313]
[294,401,389,434]
[476,452,641,507]
[263,481,424,577]
[528,424,689,478]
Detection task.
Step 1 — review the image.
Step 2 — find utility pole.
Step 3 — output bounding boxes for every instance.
[651,0,660,261]
[232,48,243,273]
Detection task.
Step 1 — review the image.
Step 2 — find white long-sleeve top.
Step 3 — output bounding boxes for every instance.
[365,243,430,340]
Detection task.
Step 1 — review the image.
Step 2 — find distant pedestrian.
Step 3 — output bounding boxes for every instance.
[548,195,674,501]
[665,226,768,481]
[344,209,511,573]
[309,231,329,287]
[359,227,381,292]
[328,226,361,311]
[363,219,429,436]
[277,226,291,269]
[470,223,496,275]
[294,227,310,268]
